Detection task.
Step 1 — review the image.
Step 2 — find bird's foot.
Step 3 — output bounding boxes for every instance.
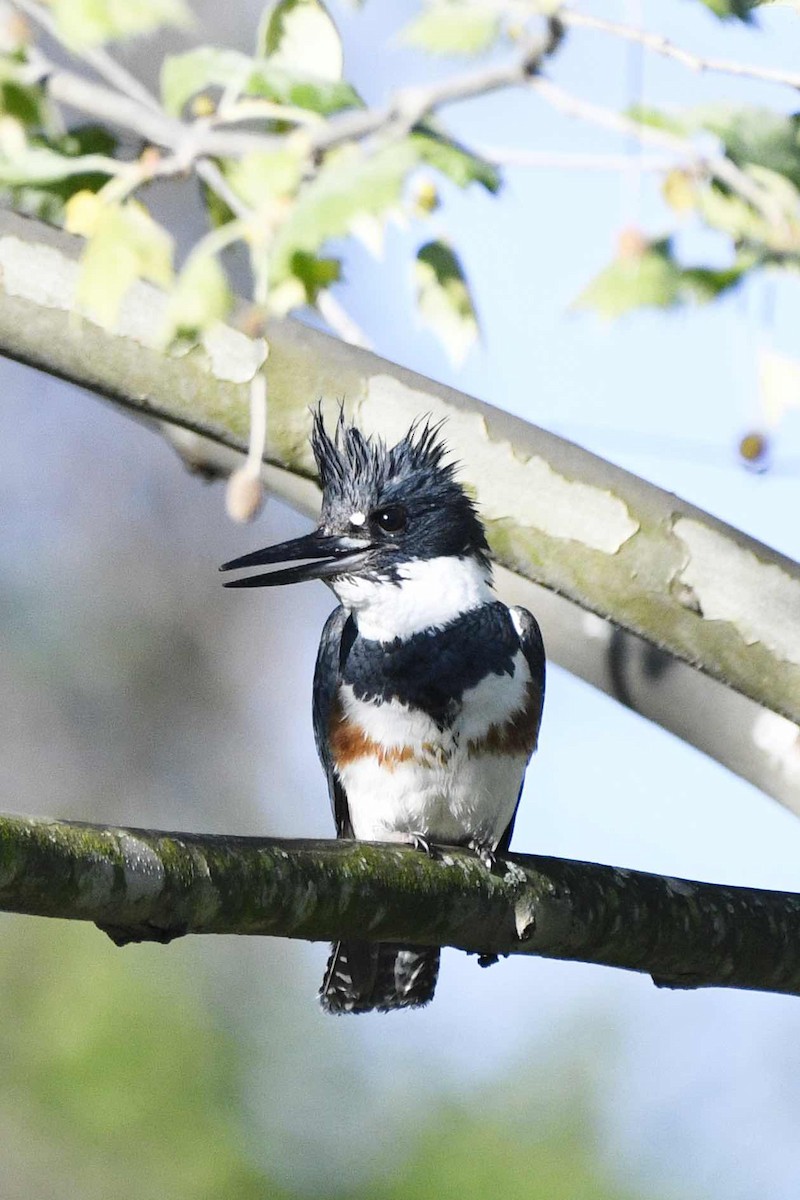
[408,833,441,860]
[468,840,499,872]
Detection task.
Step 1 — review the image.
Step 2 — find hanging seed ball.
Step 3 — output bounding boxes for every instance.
[738,431,769,467]
[617,226,649,260]
[226,468,264,523]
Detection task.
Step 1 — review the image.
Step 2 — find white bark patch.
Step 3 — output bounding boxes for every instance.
[0,234,265,383]
[674,518,800,665]
[118,834,166,904]
[355,376,639,553]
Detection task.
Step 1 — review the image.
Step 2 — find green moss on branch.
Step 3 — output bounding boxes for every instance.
[3,813,800,997]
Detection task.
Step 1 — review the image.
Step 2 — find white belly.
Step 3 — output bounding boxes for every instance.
[335,651,533,848]
[340,747,528,848]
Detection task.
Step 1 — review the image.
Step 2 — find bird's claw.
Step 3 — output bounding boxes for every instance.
[469,841,498,872]
[408,833,440,859]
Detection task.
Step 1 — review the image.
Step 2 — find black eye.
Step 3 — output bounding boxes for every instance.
[371,505,407,535]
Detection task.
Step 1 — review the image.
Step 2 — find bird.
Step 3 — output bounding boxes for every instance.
[220,409,545,1014]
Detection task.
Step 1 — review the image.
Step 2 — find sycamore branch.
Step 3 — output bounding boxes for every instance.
[1,208,800,817]
[2,813,800,997]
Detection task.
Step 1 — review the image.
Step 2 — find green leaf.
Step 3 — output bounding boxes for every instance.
[258,0,343,81]
[268,250,342,314]
[411,122,501,192]
[401,3,501,55]
[0,79,49,128]
[161,46,360,116]
[269,142,413,282]
[574,238,749,318]
[0,144,116,187]
[632,104,800,190]
[691,106,800,188]
[225,149,305,210]
[164,250,233,342]
[161,47,253,116]
[244,64,360,114]
[68,196,174,327]
[696,0,755,20]
[414,239,478,365]
[627,105,687,137]
[51,0,190,49]
[0,125,118,223]
[269,129,499,291]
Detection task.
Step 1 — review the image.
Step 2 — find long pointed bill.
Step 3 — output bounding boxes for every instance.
[219,530,368,588]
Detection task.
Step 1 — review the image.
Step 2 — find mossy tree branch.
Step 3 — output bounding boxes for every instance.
[2,813,800,998]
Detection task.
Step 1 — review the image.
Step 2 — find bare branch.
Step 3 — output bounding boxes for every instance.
[529,76,794,235]
[476,148,677,172]
[309,20,565,154]
[316,290,373,349]
[12,0,164,112]
[561,8,800,93]
[2,813,800,997]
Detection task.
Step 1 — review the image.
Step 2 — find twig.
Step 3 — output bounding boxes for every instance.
[561,8,800,93]
[310,19,564,154]
[12,0,163,112]
[3,813,800,997]
[529,76,792,234]
[316,290,372,348]
[29,55,283,159]
[195,158,251,221]
[476,148,677,171]
[211,97,324,129]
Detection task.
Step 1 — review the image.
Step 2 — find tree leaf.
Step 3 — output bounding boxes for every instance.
[268,127,500,294]
[244,64,360,114]
[631,104,800,190]
[268,250,342,314]
[66,195,174,327]
[257,0,344,81]
[0,144,116,186]
[574,238,749,318]
[414,239,478,365]
[0,125,118,223]
[410,122,501,192]
[225,149,305,210]
[695,0,755,19]
[161,47,254,116]
[401,3,501,55]
[51,0,190,49]
[164,250,233,342]
[268,142,413,283]
[161,46,360,116]
[690,106,800,188]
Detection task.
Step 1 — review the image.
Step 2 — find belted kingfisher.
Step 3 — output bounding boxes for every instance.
[221,410,545,1014]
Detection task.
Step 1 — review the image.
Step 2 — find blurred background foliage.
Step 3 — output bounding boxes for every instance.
[0,368,661,1198]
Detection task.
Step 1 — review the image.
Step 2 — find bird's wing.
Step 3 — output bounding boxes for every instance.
[496,605,546,855]
[312,604,356,837]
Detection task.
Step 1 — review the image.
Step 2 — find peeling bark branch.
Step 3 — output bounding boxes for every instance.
[2,813,800,997]
[1,209,800,814]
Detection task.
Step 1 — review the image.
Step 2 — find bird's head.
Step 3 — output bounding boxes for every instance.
[220,409,490,604]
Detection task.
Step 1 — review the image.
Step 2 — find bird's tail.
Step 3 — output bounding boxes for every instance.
[320,940,440,1014]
